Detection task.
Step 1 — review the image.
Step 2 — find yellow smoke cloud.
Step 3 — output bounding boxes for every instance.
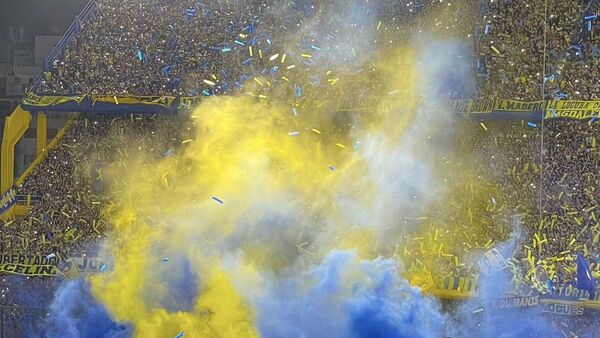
[86,44,418,336]
[86,33,504,336]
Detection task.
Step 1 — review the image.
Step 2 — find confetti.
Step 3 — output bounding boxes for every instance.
[336,143,346,149]
[301,53,312,58]
[212,196,224,205]
[527,122,537,128]
[182,139,193,144]
[479,122,488,131]
[45,253,56,260]
[311,128,322,135]
[99,264,107,272]
[174,332,185,338]
[269,53,280,61]
[162,257,169,262]
[288,131,300,136]
[329,166,336,171]
[203,79,216,86]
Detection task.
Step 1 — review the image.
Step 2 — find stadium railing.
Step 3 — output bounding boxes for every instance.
[41,0,98,73]
[15,195,42,206]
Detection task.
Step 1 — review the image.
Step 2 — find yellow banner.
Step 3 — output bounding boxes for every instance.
[546,100,600,111]
[22,92,85,107]
[0,263,57,276]
[0,254,106,278]
[0,253,58,265]
[450,99,495,114]
[60,257,107,278]
[91,95,175,107]
[494,99,545,112]
[544,110,598,120]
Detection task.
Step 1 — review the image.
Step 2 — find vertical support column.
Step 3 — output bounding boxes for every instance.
[37,112,47,155]
[1,106,32,194]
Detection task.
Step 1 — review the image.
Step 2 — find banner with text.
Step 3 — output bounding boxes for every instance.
[0,254,108,278]
[0,186,18,214]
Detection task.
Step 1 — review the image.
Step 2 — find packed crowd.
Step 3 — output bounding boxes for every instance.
[28,0,600,100]
[476,0,600,100]
[30,0,449,99]
[32,0,319,96]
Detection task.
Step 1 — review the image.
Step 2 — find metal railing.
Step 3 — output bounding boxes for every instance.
[41,0,98,73]
[15,195,42,206]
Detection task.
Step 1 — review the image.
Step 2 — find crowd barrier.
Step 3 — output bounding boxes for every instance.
[21,93,600,120]
[21,93,177,114]
[42,0,97,73]
[451,98,600,120]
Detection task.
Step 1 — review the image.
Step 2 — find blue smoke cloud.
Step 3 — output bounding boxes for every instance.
[142,252,200,313]
[450,222,552,337]
[45,280,131,338]
[251,250,446,338]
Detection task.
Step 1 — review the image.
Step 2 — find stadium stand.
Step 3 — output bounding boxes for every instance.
[1,0,600,336]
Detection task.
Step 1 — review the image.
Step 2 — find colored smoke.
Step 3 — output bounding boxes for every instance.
[45,280,131,338]
[38,1,526,337]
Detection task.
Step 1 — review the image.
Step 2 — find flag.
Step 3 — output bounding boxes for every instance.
[576,254,596,298]
[546,279,554,295]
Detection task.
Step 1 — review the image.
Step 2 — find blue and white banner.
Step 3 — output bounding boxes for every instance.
[0,186,18,214]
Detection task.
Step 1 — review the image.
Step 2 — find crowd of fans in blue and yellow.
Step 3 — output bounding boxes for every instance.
[2,0,600,336]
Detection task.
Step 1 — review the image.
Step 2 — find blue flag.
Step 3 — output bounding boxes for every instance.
[576,254,596,298]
